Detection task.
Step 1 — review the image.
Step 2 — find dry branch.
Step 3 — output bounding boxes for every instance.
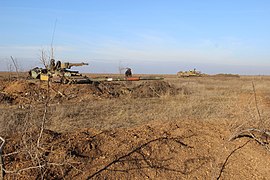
[149,86,161,97]
[252,82,262,127]
[220,82,266,179]
[87,136,190,179]
[2,162,76,174]
[37,103,48,147]
[37,78,51,147]
[217,140,250,180]
[229,128,270,151]
[10,56,19,78]
[0,137,5,180]
[50,86,66,98]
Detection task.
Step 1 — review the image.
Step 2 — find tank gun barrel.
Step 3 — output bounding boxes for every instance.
[89,76,164,82]
[61,62,89,69]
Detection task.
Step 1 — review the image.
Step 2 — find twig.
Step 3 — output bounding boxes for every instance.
[40,49,49,69]
[37,103,47,148]
[2,151,23,157]
[87,136,189,179]
[149,87,161,97]
[37,78,50,147]
[50,86,66,97]
[216,140,250,180]
[252,82,262,127]
[229,128,270,141]
[248,132,270,150]
[3,162,80,175]
[0,137,6,180]
[4,164,46,174]
[10,56,19,78]
[229,128,270,152]
[50,19,57,60]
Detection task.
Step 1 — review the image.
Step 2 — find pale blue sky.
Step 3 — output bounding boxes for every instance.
[1,0,270,74]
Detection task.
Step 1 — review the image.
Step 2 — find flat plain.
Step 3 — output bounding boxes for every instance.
[1,72,270,179]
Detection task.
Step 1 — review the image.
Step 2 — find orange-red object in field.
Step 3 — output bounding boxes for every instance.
[126,77,140,81]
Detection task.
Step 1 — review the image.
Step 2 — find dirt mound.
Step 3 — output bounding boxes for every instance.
[94,81,180,98]
[130,81,179,98]
[2,120,270,179]
[50,82,127,101]
[59,81,180,99]
[95,81,180,98]
[3,80,34,94]
[2,80,48,104]
[0,79,184,106]
[95,82,128,98]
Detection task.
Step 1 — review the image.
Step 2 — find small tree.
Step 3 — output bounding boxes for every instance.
[39,49,50,69]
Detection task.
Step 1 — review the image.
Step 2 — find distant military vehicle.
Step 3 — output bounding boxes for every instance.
[177,68,203,77]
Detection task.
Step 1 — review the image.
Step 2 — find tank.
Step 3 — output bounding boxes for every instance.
[29,60,91,84]
[177,69,202,77]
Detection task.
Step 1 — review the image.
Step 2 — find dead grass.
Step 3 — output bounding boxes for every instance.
[1,74,270,179]
[1,75,270,133]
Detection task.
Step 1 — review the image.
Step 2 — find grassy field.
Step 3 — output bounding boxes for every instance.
[1,72,270,179]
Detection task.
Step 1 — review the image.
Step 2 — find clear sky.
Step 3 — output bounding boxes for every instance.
[0,0,270,74]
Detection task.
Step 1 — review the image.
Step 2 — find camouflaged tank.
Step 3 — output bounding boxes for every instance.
[177,69,202,77]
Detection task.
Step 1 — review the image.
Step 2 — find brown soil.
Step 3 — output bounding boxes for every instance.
[3,80,34,94]
[1,75,270,179]
[1,80,181,104]
[3,119,270,179]
[130,81,180,98]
